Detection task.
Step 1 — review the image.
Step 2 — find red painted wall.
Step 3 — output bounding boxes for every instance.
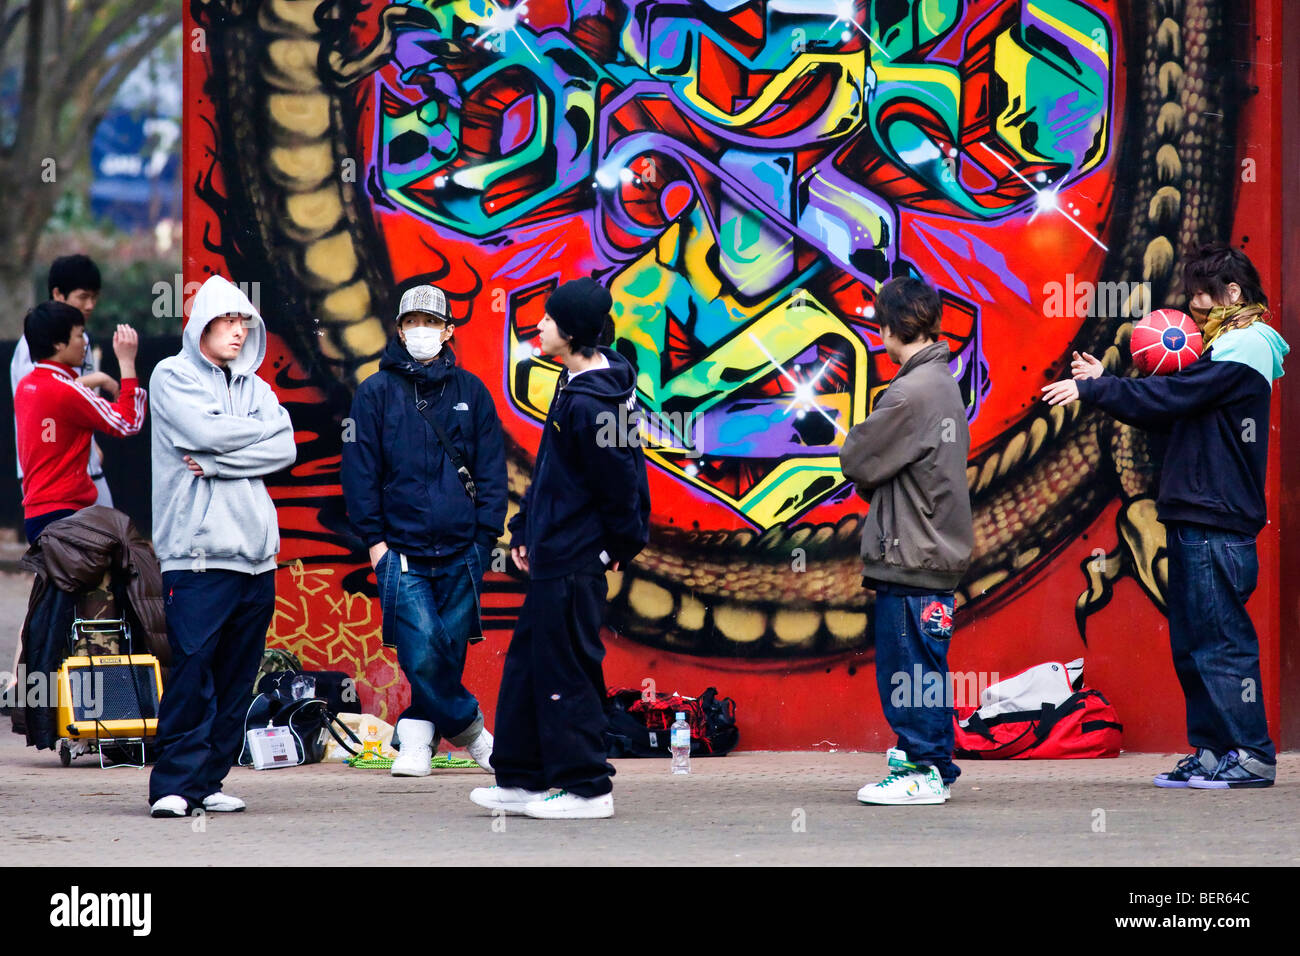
[182,0,1295,750]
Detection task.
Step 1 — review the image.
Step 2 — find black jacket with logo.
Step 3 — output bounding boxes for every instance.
[1076,323,1288,537]
[508,348,651,580]
[341,337,507,558]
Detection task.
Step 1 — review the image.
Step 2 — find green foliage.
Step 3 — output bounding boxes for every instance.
[28,251,182,338]
[90,258,183,337]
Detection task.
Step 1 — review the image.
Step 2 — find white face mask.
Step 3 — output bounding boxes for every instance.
[403,327,444,361]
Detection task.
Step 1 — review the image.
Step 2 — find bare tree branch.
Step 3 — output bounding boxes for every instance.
[74,1,169,80]
[0,3,28,45]
[0,0,176,327]
[62,15,175,157]
[12,0,42,156]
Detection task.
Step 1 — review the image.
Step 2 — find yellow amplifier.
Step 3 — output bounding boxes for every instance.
[56,655,163,740]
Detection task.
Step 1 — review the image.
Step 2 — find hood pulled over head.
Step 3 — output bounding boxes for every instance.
[185,275,265,377]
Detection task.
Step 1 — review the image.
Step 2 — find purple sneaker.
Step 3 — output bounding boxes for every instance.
[1187,750,1275,789]
[1153,751,1217,789]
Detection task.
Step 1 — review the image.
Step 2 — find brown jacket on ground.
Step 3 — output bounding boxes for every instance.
[20,506,169,665]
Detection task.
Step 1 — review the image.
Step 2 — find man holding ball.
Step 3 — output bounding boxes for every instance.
[1043,242,1288,789]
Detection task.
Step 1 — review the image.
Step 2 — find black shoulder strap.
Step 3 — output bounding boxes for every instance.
[325,713,361,756]
[389,371,477,502]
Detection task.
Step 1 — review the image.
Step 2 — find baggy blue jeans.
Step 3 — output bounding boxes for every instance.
[1165,521,1275,768]
[873,585,961,785]
[378,543,488,747]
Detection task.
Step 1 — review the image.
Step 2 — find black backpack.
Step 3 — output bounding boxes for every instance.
[604,687,739,758]
[238,671,361,766]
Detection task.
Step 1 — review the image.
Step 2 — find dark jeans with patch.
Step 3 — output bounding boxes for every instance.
[1166,521,1275,771]
[873,584,960,785]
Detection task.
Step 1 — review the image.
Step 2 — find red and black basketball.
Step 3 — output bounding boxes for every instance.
[1130,309,1203,375]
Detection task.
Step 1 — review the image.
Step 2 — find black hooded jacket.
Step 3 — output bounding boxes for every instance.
[508,348,651,580]
[341,337,507,558]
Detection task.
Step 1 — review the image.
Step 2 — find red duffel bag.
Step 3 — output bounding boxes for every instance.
[953,659,1123,759]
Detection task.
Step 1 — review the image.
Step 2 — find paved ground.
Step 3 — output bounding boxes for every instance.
[3,563,1297,867]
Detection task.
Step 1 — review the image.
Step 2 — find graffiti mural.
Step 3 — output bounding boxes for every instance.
[185,0,1255,741]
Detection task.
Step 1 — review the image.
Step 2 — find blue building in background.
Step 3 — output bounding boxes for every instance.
[89,109,180,230]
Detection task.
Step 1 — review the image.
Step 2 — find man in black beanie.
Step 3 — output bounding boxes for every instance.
[470,277,650,819]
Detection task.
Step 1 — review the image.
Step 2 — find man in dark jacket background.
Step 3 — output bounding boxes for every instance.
[839,277,973,806]
[471,278,650,820]
[341,284,507,776]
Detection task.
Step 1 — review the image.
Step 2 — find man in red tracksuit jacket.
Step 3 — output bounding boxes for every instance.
[15,301,147,542]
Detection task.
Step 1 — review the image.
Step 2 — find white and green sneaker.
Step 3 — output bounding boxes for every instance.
[856,748,949,805]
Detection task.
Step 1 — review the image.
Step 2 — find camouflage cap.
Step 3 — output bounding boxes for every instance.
[397,284,451,323]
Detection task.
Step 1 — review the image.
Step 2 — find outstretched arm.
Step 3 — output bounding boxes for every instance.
[1047,357,1256,429]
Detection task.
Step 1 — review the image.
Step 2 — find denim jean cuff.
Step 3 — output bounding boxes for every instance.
[1237,750,1276,778]
[447,709,485,748]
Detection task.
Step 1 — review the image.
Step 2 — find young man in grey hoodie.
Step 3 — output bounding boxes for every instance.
[147,275,297,818]
[839,277,974,805]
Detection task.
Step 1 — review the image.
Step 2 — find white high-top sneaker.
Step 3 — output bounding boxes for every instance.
[523,790,615,819]
[390,718,435,777]
[856,748,949,805]
[464,728,494,771]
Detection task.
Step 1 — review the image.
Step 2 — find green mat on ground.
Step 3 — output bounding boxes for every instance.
[346,753,479,770]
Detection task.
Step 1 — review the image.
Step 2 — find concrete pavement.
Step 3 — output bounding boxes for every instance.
[2,566,1296,866]
[1,737,1297,865]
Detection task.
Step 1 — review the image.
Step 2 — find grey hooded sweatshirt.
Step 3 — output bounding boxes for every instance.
[838,340,974,592]
[150,276,297,574]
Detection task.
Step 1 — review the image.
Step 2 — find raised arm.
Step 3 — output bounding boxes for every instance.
[55,376,147,439]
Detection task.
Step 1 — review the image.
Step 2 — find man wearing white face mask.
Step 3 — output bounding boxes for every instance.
[341,284,507,775]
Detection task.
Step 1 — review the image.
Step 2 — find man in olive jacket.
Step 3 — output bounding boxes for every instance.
[839,277,973,805]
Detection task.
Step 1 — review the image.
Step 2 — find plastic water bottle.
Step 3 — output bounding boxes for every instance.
[361,724,382,760]
[670,711,691,774]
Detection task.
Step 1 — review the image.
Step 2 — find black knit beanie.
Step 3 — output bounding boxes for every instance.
[545,278,612,348]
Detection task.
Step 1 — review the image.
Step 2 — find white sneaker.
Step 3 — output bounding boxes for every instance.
[390,718,435,777]
[201,792,246,812]
[464,728,494,771]
[857,748,949,805]
[470,785,549,813]
[523,790,614,819]
[150,795,189,818]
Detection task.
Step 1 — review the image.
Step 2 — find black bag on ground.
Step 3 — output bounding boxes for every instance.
[604,687,739,758]
[238,670,361,766]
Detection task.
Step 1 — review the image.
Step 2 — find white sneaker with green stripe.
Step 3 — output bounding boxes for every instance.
[469,786,549,813]
[856,748,949,805]
[523,790,614,819]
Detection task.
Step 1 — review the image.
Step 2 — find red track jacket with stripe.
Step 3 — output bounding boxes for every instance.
[15,362,147,518]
